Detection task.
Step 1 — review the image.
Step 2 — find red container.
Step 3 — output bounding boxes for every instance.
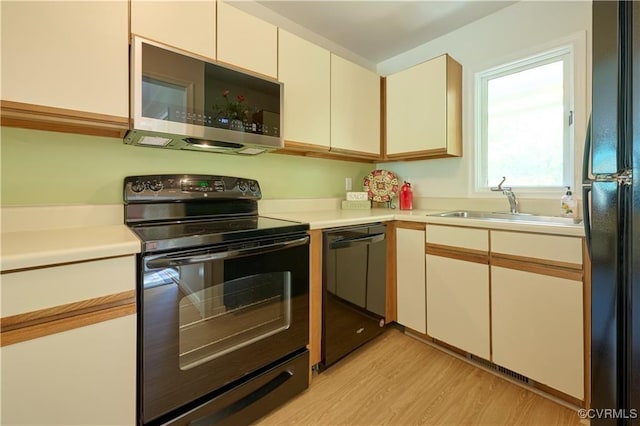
[399,181,413,210]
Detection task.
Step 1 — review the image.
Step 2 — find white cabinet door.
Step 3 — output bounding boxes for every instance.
[1,315,136,425]
[131,0,216,60]
[426,255,490,359]
[278,30,331,150]
[386,54,462,159]
[330,54,381,157]
[1,256,137,424]
[491,266,584,400]
[1,1,128,117]
[217,1,277,78]
[396,227,426,334]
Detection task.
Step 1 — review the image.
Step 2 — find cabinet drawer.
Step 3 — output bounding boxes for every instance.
[1,256,135,317]
[426,225,488,252]
[491,231,582,267]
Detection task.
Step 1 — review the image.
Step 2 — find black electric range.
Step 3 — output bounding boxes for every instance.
[124,174,311,426]
[124,174,308,253]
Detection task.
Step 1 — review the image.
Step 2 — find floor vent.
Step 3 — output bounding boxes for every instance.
[467,354,532,385]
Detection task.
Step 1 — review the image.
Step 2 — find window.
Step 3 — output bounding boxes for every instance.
[475,47,573,193]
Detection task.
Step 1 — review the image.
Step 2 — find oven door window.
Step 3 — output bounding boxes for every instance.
[145,263,292,370]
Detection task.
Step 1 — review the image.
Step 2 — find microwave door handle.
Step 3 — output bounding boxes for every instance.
[329,233,385,249]
[146,236,309,268]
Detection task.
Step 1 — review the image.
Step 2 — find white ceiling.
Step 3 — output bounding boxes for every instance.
[249,1,517,64]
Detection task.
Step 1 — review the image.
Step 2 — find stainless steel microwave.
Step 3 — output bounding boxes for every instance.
[124,37,283,155]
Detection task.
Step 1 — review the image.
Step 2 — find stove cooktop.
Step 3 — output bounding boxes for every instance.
[124,174,309,253]
[131,216,309,253]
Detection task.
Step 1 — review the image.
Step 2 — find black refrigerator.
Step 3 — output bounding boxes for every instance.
[586,1,640,424]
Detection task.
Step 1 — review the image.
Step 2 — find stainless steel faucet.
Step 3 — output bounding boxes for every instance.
[491,176,519,214]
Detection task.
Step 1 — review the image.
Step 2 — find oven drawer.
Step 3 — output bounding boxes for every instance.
[164,350,309,426]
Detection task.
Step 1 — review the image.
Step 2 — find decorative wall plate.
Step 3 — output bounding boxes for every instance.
[363,170,399,202]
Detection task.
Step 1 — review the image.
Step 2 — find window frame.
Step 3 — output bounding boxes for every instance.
[473,45,575,197]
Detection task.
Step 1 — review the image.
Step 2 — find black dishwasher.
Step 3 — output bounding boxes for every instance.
[321,223,387,369]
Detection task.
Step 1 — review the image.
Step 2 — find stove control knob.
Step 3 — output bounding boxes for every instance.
[147,180,164,192]
[238,181,248,192]
[249,182,258,193]
[131,181,145,193]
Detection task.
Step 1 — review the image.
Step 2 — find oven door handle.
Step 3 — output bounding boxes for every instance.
[146,236,310,268]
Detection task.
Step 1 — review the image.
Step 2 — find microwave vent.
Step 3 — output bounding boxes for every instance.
[139,136,172,147]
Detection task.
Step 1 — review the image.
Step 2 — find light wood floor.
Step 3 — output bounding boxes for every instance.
[258,328,582,425]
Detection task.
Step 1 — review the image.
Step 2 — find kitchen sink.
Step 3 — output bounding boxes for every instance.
[430,210,582,225]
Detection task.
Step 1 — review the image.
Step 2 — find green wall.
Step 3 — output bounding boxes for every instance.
[0,127,374,205]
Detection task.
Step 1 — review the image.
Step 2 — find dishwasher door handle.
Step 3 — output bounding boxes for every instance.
[329,233,385,249]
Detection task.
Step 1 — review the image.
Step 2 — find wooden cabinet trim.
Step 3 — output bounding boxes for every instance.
[445,55,463,157]
[394,221,425,231]
[385,148,449,161]
[385,222,397,323]
[275,148,375,163]
[308,230,323,367]
[426,244,489,265]
[283,140,331,153]
[0,290,136,346]
[491,256,583,281]
[0,100,129,139]
[328,146,381,160]
[380,77,387,159]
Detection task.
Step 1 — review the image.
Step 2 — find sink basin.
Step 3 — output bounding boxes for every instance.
[430,210,582,225]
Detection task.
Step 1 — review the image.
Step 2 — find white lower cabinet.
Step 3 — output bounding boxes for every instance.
[1,256,137,425]
[491,266,584,400]
[426,254,490,359]
[1,315,136,425]
[419,225,585,403]
[395,226,426,334]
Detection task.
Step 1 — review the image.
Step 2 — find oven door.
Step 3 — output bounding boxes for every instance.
[139,233,309,424]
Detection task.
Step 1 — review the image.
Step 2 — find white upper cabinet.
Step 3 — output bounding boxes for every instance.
[217,1,277,78]
[386,54,462,160]
[278,30,331,150]
[130,0,216,60]
[1,1,129,117]
[331,54,381,158]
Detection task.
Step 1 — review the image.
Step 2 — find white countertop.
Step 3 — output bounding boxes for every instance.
[0,204,584,272]
[1,225,141,272]
[264,208,586,237]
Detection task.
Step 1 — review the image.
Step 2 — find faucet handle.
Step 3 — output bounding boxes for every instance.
[490,176,511,192]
